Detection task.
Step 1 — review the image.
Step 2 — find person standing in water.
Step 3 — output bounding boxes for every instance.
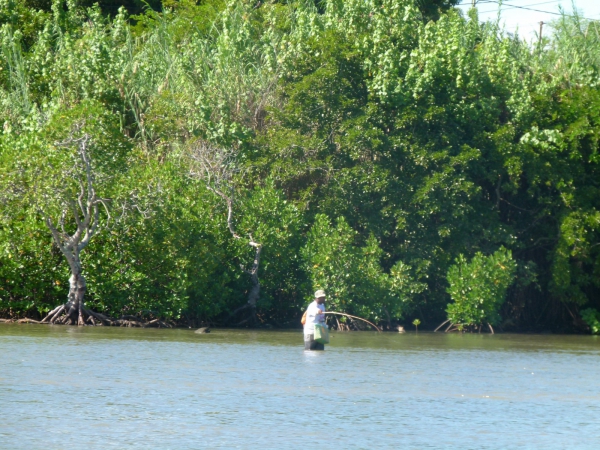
[304,290,326,351]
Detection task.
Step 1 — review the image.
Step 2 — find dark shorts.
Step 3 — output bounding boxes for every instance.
[304,333,325,351]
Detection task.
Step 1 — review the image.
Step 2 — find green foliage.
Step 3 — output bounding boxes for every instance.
[0,100,132,219]
[302,214,424,322]
[446,247,517,327]
[415,1,460,21]
[0,214,67,316]
[0,0,50,49]
[412,318,420,331]
[15,0,163,17]
[236,181,306,316]
[1,1,600,329]
[81,161,234,321]
[580,308,600,335]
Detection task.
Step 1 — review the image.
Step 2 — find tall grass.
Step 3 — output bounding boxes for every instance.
[0,25,32,123]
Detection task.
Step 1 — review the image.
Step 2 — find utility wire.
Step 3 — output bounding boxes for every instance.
[477,0,562,6]
[476,0,561,5]
[469,0,600,21]
[478,5,565,15]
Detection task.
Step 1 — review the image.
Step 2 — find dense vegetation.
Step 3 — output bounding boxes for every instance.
[1,0,599,332]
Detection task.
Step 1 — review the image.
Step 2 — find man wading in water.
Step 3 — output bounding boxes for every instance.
[303,290,327,351]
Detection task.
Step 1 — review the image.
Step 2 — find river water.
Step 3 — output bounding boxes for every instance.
[1,325,599,449]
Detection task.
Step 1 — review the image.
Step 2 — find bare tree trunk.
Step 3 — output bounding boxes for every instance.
[243,236,262,315]
[189,142,264,326]
[41,249,99,325]
[66,268,86,326]
[39,132,114,326]
[383,307,392,330]
[228,239,262,325]
[42,258,112,326]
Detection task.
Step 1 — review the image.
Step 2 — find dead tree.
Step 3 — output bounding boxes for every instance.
[40,133,113,326]
[189,141,262,325]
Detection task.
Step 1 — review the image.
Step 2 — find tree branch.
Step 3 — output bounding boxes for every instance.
[189,140,263,312]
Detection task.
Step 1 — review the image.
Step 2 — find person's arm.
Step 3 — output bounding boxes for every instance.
[317,306,326,324]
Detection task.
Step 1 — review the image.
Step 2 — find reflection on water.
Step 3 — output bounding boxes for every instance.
[1,325,599,449]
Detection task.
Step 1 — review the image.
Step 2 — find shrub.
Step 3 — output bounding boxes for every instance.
[446,247,516,327]
[580,308,600,334]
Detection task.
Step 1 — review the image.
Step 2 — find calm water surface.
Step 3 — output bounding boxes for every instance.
[1,325,599,449]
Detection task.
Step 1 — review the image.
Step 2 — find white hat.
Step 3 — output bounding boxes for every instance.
[314,289,326,299]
